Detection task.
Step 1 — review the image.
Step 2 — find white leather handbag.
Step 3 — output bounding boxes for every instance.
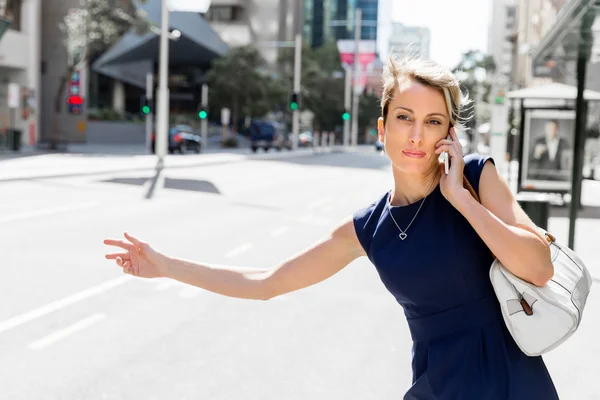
[489,229,592,356]
[462,176,593,357]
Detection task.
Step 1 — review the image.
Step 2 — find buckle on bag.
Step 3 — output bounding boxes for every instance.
[520,296,534,316]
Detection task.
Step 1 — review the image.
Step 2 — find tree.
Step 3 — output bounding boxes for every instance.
[278,41,346,132]
[359,91,381,140]
[205,46,284,140]
[452,50,496,133]
[52,0,150,148]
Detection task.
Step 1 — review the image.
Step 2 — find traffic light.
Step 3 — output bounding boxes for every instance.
[198,107,208,120]
[342,110,350,121]
[289,92,299,111]
[141,96,152,115]
[494,91,505,105]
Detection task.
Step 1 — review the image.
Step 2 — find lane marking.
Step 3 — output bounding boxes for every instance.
[179,286,202,299]
[270,226,289,237]
[0,201,100,223]
[28,313,107,350]
[225,243,253,258]
[0,276,131,335]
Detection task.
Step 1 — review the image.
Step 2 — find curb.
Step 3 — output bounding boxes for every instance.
[0,146,360,182]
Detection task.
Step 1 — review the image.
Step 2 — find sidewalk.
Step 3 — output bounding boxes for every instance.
[0,143,353,182]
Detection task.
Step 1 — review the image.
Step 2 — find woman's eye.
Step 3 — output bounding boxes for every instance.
[397,114,410,121]
[428,120,441,125]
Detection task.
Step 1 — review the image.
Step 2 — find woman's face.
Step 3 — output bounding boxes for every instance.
[378,79,451,176]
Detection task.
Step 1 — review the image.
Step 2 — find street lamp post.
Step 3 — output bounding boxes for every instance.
[351,8,362,147]
[155,0,170,161]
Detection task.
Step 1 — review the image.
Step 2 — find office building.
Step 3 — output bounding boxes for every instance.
[304,0,379,48]
[388,22,430,60]
[0,0,41,149]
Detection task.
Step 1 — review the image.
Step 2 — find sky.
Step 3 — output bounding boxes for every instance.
[378,0,491,69]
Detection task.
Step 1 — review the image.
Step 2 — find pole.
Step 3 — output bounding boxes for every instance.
[201,83,208,149]
[156,0,170,160]
[343,66,351,147]
[292,33,302,150]
[351,8,362,147]
[568,11,593,250]
[145,72,153,153]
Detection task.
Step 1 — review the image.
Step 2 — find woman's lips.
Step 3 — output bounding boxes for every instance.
[403,150,426,158]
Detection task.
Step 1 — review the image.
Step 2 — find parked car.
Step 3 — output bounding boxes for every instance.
[151,125,202,154]
[298,131,314,147]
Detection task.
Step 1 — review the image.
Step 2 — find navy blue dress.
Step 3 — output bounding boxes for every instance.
[353,154,558,400]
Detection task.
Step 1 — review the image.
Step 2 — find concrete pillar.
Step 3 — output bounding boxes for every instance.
[112,80,125,115]
[25,0,41,146]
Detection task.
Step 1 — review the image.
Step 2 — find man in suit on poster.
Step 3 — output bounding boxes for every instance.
[530,119,571,180]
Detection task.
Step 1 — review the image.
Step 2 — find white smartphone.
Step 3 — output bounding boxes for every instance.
[442,133,451,175]
[442,151,449,175]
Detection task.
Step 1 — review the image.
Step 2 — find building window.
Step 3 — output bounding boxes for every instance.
[204,6,245,23]
[4,0,21,31]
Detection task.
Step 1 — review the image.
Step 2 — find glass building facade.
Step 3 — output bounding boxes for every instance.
[304,0,378,48]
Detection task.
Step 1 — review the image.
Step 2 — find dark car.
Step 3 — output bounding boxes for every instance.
[152,125,202,154]
[249,121,279,152]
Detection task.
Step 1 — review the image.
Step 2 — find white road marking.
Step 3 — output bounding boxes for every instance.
[225,243,253,258]
[306,195,334,210]
[0,276,132,335]
[179,286,202,299]
[270,226,289,237]
[28,313,107,350]
[0,201,100,223]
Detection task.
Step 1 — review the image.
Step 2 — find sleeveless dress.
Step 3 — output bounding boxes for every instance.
[353,154,559,400]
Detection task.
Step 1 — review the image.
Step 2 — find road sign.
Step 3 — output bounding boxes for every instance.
[8,83,19,108]
[221,108,230,125]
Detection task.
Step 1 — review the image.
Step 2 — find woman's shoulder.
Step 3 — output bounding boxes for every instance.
[463,152,495,169]
[463,153,496,195]
[352,193,388,253]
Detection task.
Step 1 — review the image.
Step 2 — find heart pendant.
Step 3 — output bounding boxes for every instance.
[399,232,407,240]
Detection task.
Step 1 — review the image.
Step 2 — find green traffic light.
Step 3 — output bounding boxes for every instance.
[199,110,208,119]
[290,102,298,111]
[342,112,350,121]
[142,105,150,114]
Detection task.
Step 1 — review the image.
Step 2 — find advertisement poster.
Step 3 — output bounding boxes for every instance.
[521,109,575,191]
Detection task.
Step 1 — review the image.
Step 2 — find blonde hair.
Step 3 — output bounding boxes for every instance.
[380,54,472,130]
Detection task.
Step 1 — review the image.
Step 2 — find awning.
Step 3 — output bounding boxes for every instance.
[506,82,600,100]
[92,0,228,70]
[531,0,599,76]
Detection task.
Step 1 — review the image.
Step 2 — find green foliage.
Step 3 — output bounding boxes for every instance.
[277,41,345,131]
[206,46,284,128]
[59,0,150,67]
[359,92,381,135]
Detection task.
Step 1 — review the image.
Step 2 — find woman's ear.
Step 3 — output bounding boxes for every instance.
[377,117,385,142]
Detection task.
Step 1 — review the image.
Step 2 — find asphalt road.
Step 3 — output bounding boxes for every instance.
[1,149,599,399]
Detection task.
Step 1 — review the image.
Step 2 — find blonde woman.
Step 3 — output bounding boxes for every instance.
[105,57,558,399]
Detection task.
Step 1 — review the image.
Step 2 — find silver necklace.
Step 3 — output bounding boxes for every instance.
[387,194,427,240]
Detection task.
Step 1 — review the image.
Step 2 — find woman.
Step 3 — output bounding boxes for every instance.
[104,56,559,399]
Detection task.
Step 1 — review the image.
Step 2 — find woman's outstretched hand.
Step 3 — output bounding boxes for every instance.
[104,232,168,279]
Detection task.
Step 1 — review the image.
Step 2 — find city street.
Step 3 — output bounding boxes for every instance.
[1,149,599,399]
